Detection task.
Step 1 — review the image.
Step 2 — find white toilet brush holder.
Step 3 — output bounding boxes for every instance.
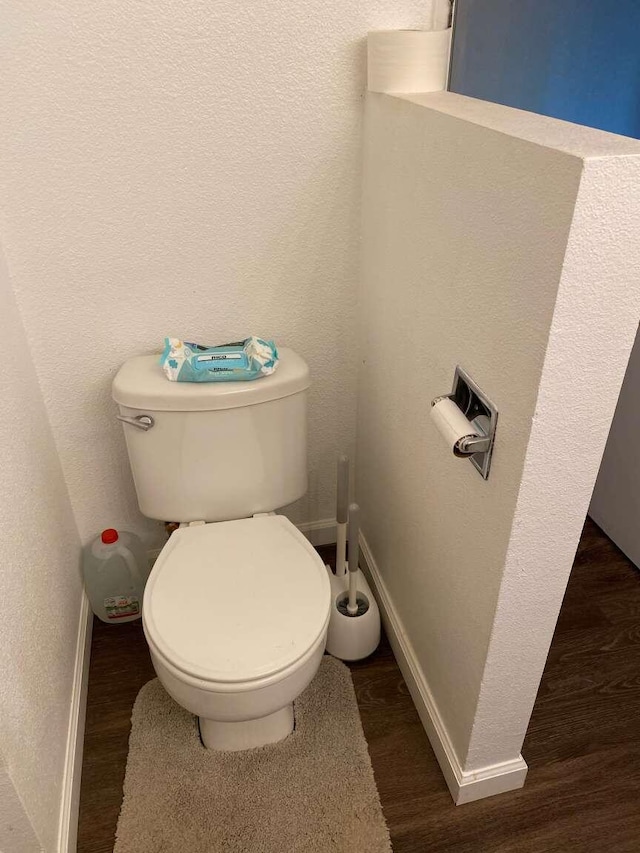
[325,458,380,661]
[325,559,381,661]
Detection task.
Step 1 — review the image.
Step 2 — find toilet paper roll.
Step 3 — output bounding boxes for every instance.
[367,28,452,94]
[430,397,477,452]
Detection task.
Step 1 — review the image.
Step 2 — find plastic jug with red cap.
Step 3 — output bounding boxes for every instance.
[83,528,150,624]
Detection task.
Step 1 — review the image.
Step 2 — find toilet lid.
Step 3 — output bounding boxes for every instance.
[143,516,331,684]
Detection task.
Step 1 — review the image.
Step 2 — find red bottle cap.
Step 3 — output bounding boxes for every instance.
[101,528,119,544]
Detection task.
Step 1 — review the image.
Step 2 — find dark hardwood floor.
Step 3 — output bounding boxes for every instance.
[78,519,640,852]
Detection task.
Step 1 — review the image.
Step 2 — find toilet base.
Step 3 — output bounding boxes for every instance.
[199,703,294,752]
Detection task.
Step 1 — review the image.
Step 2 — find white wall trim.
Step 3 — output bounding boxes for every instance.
[359,533,527,805]
[57,593,93,853]
[297,518,336,547]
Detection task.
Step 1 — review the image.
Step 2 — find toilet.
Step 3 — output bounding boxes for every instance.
[112,348,331,751]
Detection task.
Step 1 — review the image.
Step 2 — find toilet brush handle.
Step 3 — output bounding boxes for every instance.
[348,503,360,573]
[347,504,360,616]
[337,456,350,524]
[335,455,350,577]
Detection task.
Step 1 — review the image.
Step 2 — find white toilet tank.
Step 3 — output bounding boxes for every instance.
[112,348,310,522]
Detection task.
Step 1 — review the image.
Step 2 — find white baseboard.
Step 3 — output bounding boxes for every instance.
[57,593,93,853]
[359,534,528,805]
[297,518,336,547]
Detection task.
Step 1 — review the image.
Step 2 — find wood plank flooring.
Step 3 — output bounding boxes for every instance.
[77,519,640,852]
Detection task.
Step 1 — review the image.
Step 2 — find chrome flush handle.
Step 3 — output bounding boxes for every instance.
[116,414,155,431]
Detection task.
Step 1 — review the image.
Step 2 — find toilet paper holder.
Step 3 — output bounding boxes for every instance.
[431,366,498,479]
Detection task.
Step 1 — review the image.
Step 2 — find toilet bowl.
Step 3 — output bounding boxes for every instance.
[142,515,331,751]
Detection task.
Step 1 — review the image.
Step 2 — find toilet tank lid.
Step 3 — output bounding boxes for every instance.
[112,347,310,412]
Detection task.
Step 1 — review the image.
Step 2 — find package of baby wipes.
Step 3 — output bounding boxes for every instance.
[160,337,279,383]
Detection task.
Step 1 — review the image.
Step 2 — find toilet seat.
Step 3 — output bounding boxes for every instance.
[143,516,331,685]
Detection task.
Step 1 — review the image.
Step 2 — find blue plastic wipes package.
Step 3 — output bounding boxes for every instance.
[160,337,279,382]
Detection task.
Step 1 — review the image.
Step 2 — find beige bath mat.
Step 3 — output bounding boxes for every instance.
[115,655,391,852]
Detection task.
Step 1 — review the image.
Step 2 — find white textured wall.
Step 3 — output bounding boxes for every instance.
[359,92,640,773]
[590,332,640,566]
[0,764,40,853]
[0,246,83,851]
[0,0,443,546]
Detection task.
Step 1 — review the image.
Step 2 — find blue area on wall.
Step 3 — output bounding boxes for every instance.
[449,0,640,139]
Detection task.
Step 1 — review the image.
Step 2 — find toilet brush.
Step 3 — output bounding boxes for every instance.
[325,458,381,660]
[336,504,369,618]
[335,455,349,578]
[347,505,361,615]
